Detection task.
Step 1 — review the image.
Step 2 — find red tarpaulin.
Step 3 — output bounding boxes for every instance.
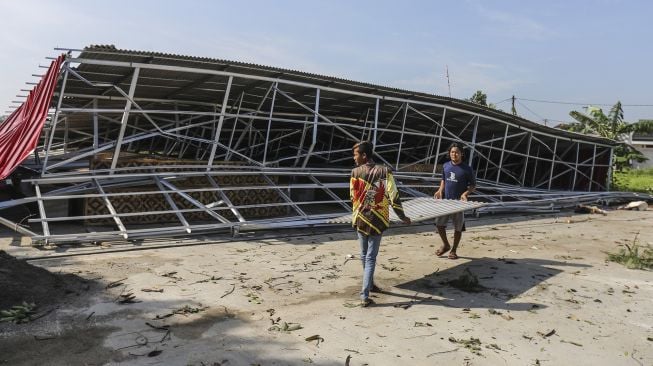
[0,55,64,180]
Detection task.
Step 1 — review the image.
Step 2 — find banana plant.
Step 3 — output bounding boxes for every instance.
[561,102,653,168]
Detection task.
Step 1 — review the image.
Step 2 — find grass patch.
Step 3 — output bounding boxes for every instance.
[606,233,653,270]
[613,168,653,193]
[446,268,486,292]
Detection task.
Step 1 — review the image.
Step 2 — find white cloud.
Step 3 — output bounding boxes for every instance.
[391,61,530,100]
[468,62,499,69]
[471,2,557,41]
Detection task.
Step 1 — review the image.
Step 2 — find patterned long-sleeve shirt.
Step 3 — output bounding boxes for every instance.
[350,161,408,235]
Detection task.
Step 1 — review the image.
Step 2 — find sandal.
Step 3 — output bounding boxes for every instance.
[448,252,458,260]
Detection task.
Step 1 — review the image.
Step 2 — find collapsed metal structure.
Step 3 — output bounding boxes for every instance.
[1,45,648,245]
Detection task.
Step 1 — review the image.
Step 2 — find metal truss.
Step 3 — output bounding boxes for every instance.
[1,46,649,245]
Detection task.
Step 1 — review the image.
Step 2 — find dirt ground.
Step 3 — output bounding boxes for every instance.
[0,209,652,366]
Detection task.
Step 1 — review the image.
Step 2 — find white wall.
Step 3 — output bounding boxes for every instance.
[631,141,653,169]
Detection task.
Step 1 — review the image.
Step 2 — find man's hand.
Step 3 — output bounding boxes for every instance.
[434,190,443,199]
[402,217,412,225]
[460,192,469,202]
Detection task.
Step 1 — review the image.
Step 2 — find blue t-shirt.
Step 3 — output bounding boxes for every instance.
[442,161,476,200]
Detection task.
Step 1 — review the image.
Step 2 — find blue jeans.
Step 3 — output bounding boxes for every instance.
[357,231,382,300]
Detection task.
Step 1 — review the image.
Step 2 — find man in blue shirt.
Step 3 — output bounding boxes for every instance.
[434,143,476,259]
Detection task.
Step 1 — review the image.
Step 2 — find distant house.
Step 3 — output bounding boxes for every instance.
[628,133,653,169]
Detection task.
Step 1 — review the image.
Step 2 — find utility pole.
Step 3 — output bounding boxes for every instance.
[511,95,517,115]
[446,65,452,98]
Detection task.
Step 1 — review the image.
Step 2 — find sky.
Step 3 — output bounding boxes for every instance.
[1,0,653,125]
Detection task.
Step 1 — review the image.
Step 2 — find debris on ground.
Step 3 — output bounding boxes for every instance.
[1,209,651,365]
[537,329,556,338]
[0,301,36,323]
[245,291,263,304]
[617,201,648,211]
[106,278,127,289]
[304,334,324,346]
[487,308,514,320]
[154,304,208,319]
[268,322,302,332]
[448,336,482,355]
[173,304,207,315]
[486,343,502,351]
[560,339,583,347]
[220,284,236,298]
[574,204,608,215]
[414,322,433,327]
[446,268,485,292]
[159,271,183,281]
[141,287,164,293]
[116,288,140,304]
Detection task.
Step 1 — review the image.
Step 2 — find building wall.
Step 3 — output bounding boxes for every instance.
[632,142,653,169]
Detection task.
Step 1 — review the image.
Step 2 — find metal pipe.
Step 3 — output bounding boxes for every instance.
[206,76,233,169]
[42,64,70,174]
[110,67,141,173]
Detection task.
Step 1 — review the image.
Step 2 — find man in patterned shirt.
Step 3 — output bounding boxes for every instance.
[350,141,411,307]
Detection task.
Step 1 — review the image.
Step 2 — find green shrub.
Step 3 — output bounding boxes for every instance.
[613,168,653,193]
[607,242,653,270]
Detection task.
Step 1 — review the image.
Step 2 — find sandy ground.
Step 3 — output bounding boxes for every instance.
[0,209,652,366]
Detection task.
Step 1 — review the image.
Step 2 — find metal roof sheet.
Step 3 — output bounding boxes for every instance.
[64,45,616,146]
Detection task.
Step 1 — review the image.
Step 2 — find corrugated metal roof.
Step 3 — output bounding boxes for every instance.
[327,198,485,224]
[69,45,616,146]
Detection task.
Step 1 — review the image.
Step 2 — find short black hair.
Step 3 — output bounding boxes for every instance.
[448,142,465,157]
[353,141,374,157]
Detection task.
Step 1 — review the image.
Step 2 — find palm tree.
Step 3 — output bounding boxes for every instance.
[561,101,653,169]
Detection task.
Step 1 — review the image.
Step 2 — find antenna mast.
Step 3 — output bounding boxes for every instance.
[446,65,452,97]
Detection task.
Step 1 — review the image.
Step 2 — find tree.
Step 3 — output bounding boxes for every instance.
[468,90,497,109]
[560,101,653,169]
[469,90,488,106]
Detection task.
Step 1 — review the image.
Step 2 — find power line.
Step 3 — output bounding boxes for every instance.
[491,97,512,105]
[516,97,653,107]
[516,100,546,122]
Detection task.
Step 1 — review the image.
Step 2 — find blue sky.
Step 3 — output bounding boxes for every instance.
[2,0,652,124]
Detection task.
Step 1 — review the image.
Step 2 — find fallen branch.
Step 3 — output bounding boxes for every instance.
[106,278,127,289]
[427,347,459,357]
[405,332,438,339]
[220,284,236,298]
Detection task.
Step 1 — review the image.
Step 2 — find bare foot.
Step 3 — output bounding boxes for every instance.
[448,252,458,260]
[436,245,451,257]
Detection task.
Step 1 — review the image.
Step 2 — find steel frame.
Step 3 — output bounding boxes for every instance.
[2,46,646,246]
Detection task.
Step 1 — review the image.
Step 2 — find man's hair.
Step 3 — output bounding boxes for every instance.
[448,142,465,157]
[353,141,374,157]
